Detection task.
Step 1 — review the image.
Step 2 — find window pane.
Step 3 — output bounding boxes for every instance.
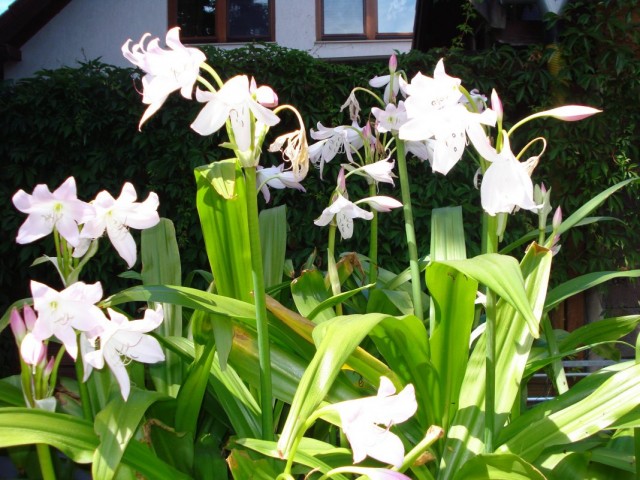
[377,0,416,34]
[227,0,271,40]
[323,0,364,35]
[177,0,216,38]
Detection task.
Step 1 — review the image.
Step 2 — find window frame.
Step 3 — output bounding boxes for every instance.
[317,0,415,41]
[168,0,276,44]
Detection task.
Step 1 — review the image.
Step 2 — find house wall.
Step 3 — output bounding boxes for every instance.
[4,0,167,80]
[4,0,413,81]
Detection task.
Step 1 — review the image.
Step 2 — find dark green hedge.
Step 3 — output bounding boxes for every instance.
[1,0,638,312]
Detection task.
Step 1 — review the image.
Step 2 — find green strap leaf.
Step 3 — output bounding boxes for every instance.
[435,253,540,338]
[498,362,640,462]
[441,244,552,478]
[92,389,169,480]
[545,269,640,313]
[451,453,546,480]
[426,262,478,431]
[259,205,287,289]
[142,218,183,397]
[278,312,419,457]
[0,408,189,479]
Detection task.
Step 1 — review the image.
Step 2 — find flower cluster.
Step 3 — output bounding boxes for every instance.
[313,53,601,230]
[11,177,164,401]
[13,177,160,269]
[122,28,309,195]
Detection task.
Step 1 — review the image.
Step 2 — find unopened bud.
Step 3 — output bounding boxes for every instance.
[389,53,397,73]
[552,207,562,230]
[491,89,503,123]
[9,308,26,344]
[337,168,346,192]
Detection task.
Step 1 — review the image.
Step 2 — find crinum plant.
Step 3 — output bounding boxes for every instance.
[2,27,640,480]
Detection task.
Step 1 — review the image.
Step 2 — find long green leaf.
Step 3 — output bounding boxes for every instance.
[0,408,189,479]
[164,335,262,439]
[498,362,640,462]
[369,314,432,428]
[545,269,640,313]
[451,453,546,480]
[291,268,334,322]
[195,158,253,370]
[142,218,183,397]
[277,312,419,457]
[102,284,256,322]
[441,244,552,478]
[435,253,540,338]
[259,205,287,289]
[92,389,169,480]
[233,437,351,480]
[426,262,478,431]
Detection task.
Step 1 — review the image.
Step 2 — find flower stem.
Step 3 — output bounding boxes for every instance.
[394,138,423,320]
[397,425,444,473]
[482,213,498,453]
[368,183,379,284]
[36,443,56,480]
[74,339,93,422]
[327,224,342,316]
[244,166,274,440]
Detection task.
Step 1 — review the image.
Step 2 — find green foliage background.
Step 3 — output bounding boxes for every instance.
[0,0,638,316]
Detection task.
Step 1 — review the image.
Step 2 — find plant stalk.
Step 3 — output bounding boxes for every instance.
[394,138,423,320]
[327,224,343,316]
[482,212,498,453]
[74,339,93,422]
[244,166,274,440]
[368,182,379,284]
[36,443,56,480]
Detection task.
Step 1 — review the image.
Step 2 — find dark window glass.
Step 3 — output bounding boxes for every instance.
[177,0,217,38]
[227,0,271,40]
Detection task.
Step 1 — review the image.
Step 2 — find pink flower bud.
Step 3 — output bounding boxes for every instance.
[552,206,562,229]
[20,333,46,366]
[542,105,602,122]
[491,89,503,123]
[389,53,397,73]
[337,168,346,192]
[23,304,37,331]
[44,357,55,377]
[9,308,26,343]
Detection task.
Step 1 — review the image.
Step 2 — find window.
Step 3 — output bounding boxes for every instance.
[319,0,416,40]
[168,0,274,43]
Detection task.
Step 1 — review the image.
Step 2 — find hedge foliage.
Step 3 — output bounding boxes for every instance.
[1,0,638,313]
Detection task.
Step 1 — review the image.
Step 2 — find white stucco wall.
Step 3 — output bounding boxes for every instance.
[4,0,167,79]
[4,0,413,80]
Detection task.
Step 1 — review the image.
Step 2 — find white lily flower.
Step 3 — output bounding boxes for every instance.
[330,376,417,467]
[357,159,397,185]
[314,193,373,240]
[309,122,364,177]
[77,183,160,269]
[369,69,408,104]
[256,165,306,203]
[30,280,107,360]
[372,101,408,134]
[399,59,497,175]
[83,306,165,400]
[356,195,403,213]
[480,136,541,216]
[250,77,278,108]
[191,75,280,160]
[12,177,94,248]
[122,27,206,128]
